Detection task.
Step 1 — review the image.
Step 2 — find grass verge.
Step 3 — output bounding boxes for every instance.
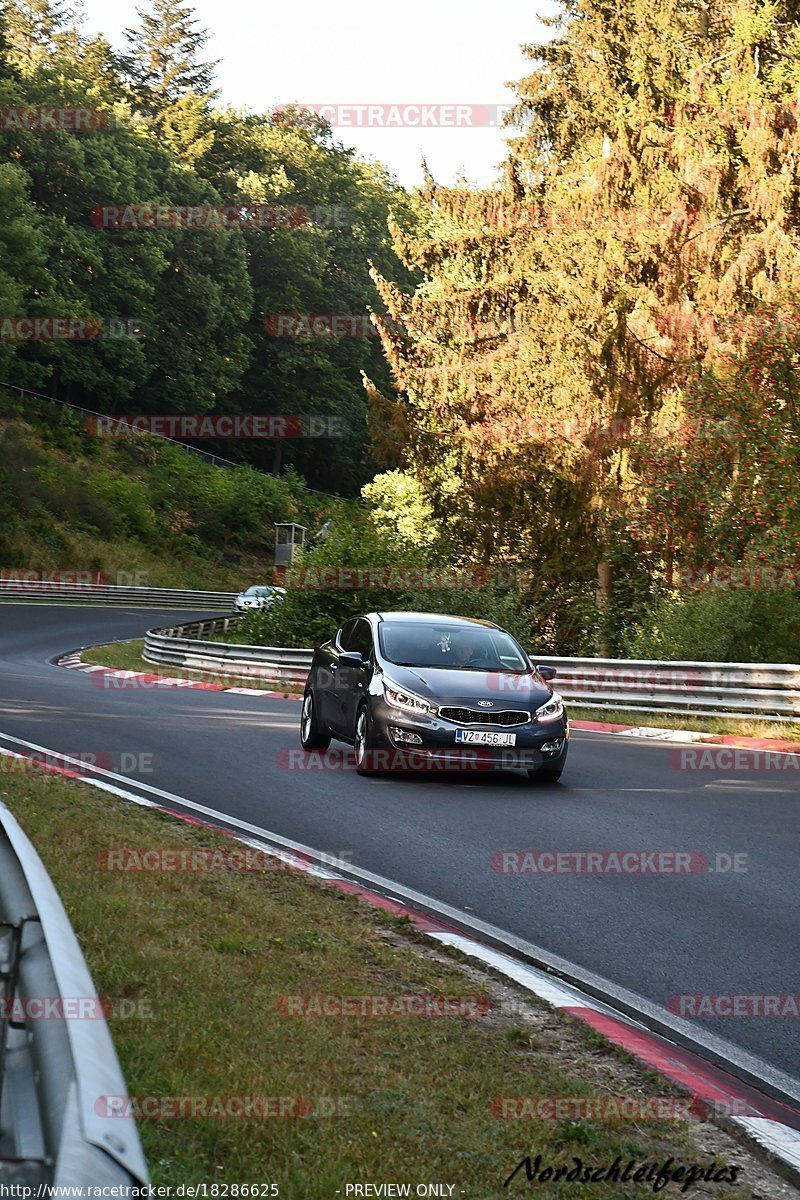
[80,639,302,696]
[0,768,782,1198]
[567,705,800,740]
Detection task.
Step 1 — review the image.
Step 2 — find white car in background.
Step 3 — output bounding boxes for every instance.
[235,585,286,613]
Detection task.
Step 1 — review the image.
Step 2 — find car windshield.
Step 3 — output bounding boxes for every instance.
[244,586,267,596]
[378,622,529,672]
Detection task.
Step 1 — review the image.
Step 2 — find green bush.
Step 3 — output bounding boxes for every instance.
[49,482,118,538]
[622,586,800,662]
[87,471,156,539]
[235,509,428,647]
[0,407,324,589]
[235,510,604,654]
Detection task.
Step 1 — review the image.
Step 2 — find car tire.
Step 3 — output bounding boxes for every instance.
[527,764,564,784]
[300,690,330,750]
[354,704,378,776]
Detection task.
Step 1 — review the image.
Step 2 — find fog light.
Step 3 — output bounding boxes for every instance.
[541,738,564,754]
[391,728,423,745]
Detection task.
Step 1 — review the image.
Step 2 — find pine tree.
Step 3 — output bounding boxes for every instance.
[123,0,219,111]
[0,6,13,78]
[2,0,76,74]
[122,0,219,162]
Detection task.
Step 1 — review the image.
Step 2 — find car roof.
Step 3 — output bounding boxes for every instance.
[367,611,500,630]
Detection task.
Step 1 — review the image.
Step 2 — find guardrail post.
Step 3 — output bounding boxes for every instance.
[0,917,29,1117]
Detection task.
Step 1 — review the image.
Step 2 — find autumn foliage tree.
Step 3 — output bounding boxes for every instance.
[623,305,800,574]
[366,0,800,649]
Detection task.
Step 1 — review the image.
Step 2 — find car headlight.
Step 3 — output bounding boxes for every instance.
[383,681,435,716]
[535,693,564,723]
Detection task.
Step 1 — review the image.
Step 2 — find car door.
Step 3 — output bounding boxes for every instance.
[337,618,374,736]
[315,619,356,730]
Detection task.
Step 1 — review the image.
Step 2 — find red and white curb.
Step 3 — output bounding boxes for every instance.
[58,653,302,699]
[2,736,800,1180]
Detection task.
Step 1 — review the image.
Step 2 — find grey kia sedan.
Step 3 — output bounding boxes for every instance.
[300,612,568,782]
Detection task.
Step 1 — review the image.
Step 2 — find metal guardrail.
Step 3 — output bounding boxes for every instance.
[0,580,236,609]
[533,655,800,720]
[144,615,310,683]
[143,622,800,720]
[0,799,149,1188]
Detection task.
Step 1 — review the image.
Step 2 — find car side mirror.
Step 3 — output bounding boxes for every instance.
[339,651,365,667]
[537,665,556,682]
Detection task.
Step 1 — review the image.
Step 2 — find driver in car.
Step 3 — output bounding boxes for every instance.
[452,634,485,669]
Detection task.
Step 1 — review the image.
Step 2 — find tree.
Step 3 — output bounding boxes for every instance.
[0,161,48,383]
[624,306,800,574]
[122,0,218,162]
[123,0,218,110]
[361,469,441,548]
[0,0,413,502]
[2,0,76,74]
[366,0,800,643]
[195,105,417,495]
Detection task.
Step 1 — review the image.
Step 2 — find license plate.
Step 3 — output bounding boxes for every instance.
[455,730,516,747]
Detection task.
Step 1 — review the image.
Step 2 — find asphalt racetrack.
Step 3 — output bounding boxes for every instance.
[1,603,798,1088]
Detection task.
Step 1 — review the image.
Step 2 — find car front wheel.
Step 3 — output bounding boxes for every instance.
[300,690,331,750]
[354,705,378,776]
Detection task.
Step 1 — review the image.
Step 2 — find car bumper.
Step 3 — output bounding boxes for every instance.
[369,700,569,772]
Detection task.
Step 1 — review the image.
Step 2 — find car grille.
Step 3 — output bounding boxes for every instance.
[438,707,531,726]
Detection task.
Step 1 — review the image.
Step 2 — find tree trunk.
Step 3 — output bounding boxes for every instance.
[596,560,613,655]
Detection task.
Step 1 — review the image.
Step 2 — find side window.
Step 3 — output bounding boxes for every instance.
[350,619,374,661]
[337,619,358,652]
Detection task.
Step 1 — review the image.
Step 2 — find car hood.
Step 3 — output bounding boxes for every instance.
[380,664,554,710]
